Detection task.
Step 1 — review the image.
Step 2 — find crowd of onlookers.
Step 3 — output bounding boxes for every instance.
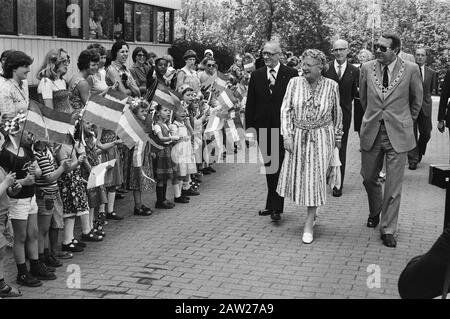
[0,40,255,297]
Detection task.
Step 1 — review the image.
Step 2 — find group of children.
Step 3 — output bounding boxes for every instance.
[0,43,250,298]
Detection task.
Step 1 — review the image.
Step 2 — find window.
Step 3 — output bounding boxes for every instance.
[135,3,153,42]
[89,0,114,40]
[124,2,134,42]
[0,0,16,35]
[56,0,83,39]
[17,0,36,35]
[36,0,54,36]
[157,8,173,44]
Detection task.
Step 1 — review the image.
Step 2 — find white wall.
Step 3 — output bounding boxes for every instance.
[0,35,171,86]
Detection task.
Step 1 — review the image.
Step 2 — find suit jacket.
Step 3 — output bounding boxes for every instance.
[359,58,423,153]
[324,61,359,130]
[245,64,298,131]
[420,66,438,117]
[438,69,450,128]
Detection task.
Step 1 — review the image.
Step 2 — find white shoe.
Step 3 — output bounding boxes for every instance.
[302,232,314,244]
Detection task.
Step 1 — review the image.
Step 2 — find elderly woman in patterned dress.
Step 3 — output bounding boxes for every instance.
[277,49,343,244]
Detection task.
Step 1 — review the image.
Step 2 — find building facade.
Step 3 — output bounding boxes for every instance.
[0,0,181,85]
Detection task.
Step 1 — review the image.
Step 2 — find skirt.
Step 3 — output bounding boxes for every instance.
[154,146,177,183]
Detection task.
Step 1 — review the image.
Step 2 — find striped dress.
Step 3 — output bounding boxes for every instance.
[277,76,343,207]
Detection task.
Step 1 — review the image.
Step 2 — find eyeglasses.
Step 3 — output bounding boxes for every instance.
[374,44,391,53]
[332,48,348,52]
[206,64,215,67]
[262,51,280,57]
[136,54,146,58]
[301,63,320,68]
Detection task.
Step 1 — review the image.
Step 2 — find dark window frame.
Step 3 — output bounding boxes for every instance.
[0,0,18,35]
[155,7,174,44]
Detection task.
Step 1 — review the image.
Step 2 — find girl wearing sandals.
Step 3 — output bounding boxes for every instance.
[55,117,103,254]
[125,98,155,216]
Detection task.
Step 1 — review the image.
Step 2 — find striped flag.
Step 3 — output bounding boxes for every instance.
[217,88,238,110]
[213,71,228,92]
[104,89,129,105]
[204,113,224,134]
[27,100,49,142]
[244,63,256,73]
[117,105,164,152]
[225,111,245,143]
[28,99,74,145]
[87,159,116,189]
[84,95,125,131]
[233,84,247,102]
[152,83,181,111]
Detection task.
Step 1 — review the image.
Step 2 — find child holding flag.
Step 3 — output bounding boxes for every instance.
[153,104,180,208]
[0,114,56,286]
[125,98,155,216]
[55,119,103,254]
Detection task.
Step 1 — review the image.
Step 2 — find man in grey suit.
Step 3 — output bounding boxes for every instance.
[408,47,438,170]
[360,34,423,248]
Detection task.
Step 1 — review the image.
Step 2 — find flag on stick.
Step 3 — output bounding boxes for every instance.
[87,159,116,189]
[84,95,125,131]
[217,88,238,110]
[104,89,129,105]
[28,99,74,145]
[152,83,181,111]
[213,72,228,92]
[117,105,164,151]
[27,100,49,142]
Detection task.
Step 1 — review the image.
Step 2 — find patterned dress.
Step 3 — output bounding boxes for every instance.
[170,121,197,178]
[277,76,343,207]
[56,144,89,217]
[126,141,155,192]
[153,121,176,183]
[101,129,123,188]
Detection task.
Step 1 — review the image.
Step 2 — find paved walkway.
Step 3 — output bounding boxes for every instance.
[3,99,449,299]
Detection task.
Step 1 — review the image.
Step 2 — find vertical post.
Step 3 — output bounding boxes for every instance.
[445,180,450,231]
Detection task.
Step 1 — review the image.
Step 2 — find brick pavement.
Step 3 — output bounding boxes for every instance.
[3,98,449,299]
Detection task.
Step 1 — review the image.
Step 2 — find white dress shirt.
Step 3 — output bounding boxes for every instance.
[334,60,347,79]
[383,57,398,83]
[267,62,281,82]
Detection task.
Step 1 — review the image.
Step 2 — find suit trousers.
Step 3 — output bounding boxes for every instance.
[408,110,432,164]
[361,124,407,235]
[257,128,285,213]
[338,125,350,190]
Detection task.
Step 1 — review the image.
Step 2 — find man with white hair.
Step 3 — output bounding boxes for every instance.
[324,39,359,197]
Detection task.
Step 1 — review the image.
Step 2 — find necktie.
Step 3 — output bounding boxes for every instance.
[269,69,276,94]
[383,66,389,89]
[419,66,424,82]
[337,65,342,80]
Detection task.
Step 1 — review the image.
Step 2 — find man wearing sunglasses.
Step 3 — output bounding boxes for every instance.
[245,41,298,222]
[360,34,423,248]
[324,39,359,198]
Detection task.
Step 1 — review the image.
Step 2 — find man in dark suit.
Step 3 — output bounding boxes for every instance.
[438,68,450,164]
[324,39,359,197]
[408,47,438,170]
[245,41,298,222]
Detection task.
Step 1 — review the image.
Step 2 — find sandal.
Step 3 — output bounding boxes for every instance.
[81,230,103,242]
[0,282,22,298]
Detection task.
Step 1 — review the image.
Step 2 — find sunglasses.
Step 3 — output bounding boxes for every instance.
[374,44,391,53]
[136,54,146,58]
[206,64,215,67]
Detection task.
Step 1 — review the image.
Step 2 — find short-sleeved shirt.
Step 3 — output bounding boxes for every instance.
[34,145,59,195]
[153,122,171,145]
[37,78,67,100]
[0,148,35,199]
[0,79,29,118]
